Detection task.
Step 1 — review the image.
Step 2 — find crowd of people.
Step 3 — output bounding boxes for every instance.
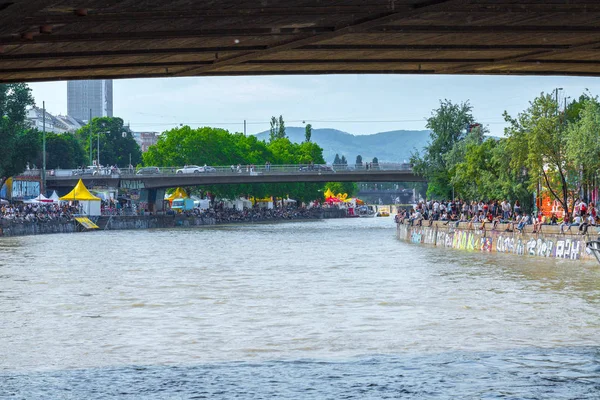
[0,203,79,224]
[396,198,599,235]
[174,203,322,223]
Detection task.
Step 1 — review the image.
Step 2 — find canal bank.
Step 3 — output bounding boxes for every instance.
[0,208,347,237]
[397,221,597,262]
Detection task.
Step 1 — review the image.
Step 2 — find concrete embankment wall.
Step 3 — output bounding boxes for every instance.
[397,221,596,262]
[0,208,345,237]
[0,220,77,237]
[101,215,216,231]
[0,215,216,237]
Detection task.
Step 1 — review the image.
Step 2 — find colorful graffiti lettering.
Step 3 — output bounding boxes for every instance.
[481,237,492,252]
[396,223,588,261]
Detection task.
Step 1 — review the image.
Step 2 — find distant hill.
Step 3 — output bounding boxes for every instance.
[254,127,430,164]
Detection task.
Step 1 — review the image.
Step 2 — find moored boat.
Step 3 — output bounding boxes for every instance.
[357,205,376,217]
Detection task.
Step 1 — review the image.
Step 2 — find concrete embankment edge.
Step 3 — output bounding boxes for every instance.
[397,221,596,262]
[0,208,346,237]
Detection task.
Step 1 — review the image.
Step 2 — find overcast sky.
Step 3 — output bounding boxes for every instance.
[28,74,599,137]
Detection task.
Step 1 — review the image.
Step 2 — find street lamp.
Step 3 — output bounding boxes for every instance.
[42,101,46,193]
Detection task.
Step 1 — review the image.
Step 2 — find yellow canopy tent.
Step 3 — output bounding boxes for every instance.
[250,196,273,205]
[323,188,335,199]
[166,187,188,204]
[59,179,101,201]
[59,179,101,217]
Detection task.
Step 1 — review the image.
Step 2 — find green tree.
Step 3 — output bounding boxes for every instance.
[36,132,86,169]
[355,155,363,167]
[269,116,278,142]
[333,154,341,165]
[305,123,312,142]
[76,117,142,167]
[277,115,286,139]
[144,125,328,204]
[504,91,574,215]
[411,99,474,199]
[372,157,379,169]
[340,155,347,165]
[566,96,600,199]
[0,83,37,189]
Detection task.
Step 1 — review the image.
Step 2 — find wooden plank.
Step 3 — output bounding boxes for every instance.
[439,39,600,74]
[174,0,472,77]
[0,0,50,35]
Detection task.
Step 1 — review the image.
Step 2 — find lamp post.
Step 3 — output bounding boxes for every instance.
[97,128,100,167]
[88,109,92,166]
[42,101,46,193]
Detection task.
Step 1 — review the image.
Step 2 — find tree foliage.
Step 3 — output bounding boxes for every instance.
[29,131,86,170]
[503,92,574,215]
[278,115,286,139]
[411,99,474,199]
[144,125,328,203]
[0,83,36,189]
[74,117,142,167]
[305,123,312,143]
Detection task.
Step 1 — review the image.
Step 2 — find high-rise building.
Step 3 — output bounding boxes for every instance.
[67,80,113,121]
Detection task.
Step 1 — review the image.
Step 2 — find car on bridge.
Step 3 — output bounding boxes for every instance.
[299,164,334,172]
[72,165,114,176]
[136,166,161,175]
[176,165,205,174]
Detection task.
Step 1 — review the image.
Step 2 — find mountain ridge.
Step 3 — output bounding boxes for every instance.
[254,127,429,163]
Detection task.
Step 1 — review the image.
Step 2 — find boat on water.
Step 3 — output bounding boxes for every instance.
[586,240,600,264]
[376,206,391,217]
[357,205,376,218]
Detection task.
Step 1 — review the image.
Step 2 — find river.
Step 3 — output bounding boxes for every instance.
[1,218,599,398]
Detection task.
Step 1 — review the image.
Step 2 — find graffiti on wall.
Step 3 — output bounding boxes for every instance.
[398,223,588,261]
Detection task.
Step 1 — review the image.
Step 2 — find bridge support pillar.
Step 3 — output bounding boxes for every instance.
[143,188,165,213]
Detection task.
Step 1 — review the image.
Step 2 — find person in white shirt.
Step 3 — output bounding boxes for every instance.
[579,213,595,235]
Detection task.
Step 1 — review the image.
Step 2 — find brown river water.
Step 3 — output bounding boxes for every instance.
[1,217,599,399]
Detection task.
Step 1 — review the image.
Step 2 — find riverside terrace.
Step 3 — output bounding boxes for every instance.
[43,163,423,191]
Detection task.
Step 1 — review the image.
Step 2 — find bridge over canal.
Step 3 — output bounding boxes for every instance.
[45,164,424,192]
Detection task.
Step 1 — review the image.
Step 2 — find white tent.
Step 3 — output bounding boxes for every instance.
[24,194,52,204]
[49,191,60,203]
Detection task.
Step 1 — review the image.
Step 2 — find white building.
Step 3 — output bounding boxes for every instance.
[26,107,85,134]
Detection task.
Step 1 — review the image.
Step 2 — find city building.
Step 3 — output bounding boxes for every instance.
[67,80,113,121]
[132,131,160,152]
[26,107,85,133]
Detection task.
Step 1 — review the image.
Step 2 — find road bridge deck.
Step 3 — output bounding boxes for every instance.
[2,1,600,82]
[44,164,424,190]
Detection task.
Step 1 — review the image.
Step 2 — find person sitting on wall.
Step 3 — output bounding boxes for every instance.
[505,214,521,232]
[578,213,595,235]
[491,215,502,231]
[516,213,530,233]
[428,212,435,227]
[467,213,480,230]
[566,214,583,233]
[415,209,424,226]
[532,214,545,234]
[550,213,558,225]
[559,215,571,234]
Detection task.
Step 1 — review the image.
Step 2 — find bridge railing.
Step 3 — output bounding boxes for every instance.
[41,162,414,178]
